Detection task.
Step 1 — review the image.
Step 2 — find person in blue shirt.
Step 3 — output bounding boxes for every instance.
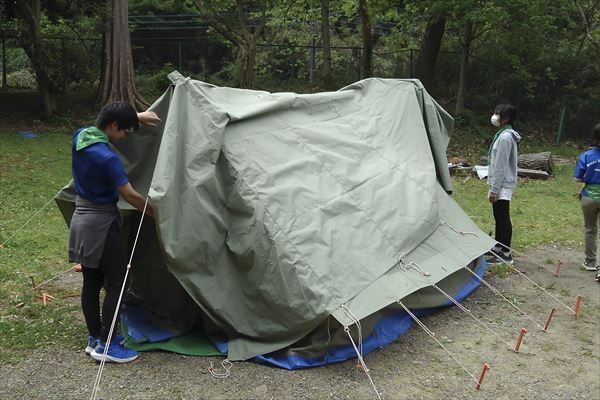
[574,123,600,282]
[68,102,160,363]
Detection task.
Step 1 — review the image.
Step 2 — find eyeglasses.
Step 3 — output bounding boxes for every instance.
[123,128,132,136]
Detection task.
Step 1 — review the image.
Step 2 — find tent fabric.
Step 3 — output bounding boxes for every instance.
[56,72,496,364]
[120,257,487,369]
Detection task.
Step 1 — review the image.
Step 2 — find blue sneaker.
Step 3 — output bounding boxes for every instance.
[85,335,125,355]
[90,340,138,363]
[85,336,100,355]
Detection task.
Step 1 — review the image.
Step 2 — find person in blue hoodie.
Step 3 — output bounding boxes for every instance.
[574,123,600,282]
[487,103,521,264]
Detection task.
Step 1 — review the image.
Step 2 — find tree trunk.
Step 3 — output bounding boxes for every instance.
[455,19,473,116]
[518,152,555,174]
[320,0,332,88]
[18,0,58,116]
[415,16,446,91]
[99,0,148,109]
[357,0,373,78]
[236,41,257,89]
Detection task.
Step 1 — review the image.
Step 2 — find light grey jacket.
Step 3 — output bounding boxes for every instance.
[488,128,521,193]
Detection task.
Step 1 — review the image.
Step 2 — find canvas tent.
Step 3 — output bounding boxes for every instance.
[56,72,496,369]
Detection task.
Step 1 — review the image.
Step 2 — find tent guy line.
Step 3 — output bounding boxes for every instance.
[397,300,481,386]
[464,267,546,330]
[340,304,365,358]
[489,248,576,314]
[91,196,150,400]
[432,284,514,350]
[208,359,232,378]
[344,326,382,400]
[0,187,65,248]
[30,264,77,290]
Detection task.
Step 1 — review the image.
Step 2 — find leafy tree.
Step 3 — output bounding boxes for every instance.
[194,0,269,88]
[3,0,101,116]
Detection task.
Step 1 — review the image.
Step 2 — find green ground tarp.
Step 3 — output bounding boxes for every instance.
[56,73,496,361]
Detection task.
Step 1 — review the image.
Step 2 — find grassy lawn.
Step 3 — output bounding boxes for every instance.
[0,121,588,364]
[452,163,583,250]
[0,129,83,364]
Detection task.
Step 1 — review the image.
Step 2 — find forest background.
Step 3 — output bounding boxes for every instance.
[1,0,599,143]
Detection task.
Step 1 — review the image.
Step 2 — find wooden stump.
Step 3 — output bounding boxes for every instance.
[518,152,554,174]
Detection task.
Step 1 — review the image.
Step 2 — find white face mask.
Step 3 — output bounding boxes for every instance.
[491,114,501,127]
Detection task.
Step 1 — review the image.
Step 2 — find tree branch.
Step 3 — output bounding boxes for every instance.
[575,0,600,50]
[236,0,251,41]
[195,0,244,44]
[253,0,267,38]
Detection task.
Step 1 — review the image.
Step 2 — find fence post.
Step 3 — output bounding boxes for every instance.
[309,38,316,83]
[357,48,362,80]
[309,19,316,83]
[178,42,183,71]
[1,29,6,87]
[291,46,296,80]
[556,96,567,145]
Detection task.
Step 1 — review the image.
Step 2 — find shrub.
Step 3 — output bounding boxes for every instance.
[7,69,37,89]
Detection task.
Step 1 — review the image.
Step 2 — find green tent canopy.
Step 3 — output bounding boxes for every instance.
[56,72,496,368]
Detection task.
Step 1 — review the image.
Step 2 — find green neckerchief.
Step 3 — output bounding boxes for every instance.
[488,124,512,164]
[76,126,109,151]
[585,184,600,204]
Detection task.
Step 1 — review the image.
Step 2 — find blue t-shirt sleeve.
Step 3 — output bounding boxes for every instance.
[574,153,586,179]
[105,155,129,189]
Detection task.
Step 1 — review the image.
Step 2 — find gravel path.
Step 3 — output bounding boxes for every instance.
[1,245,598,400]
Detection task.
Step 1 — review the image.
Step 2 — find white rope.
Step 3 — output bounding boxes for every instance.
[432,284,514,350]
[440,220,479,237]
[396,254,431,277]
[31,265,76,290]
[490,249,575,314]
[340,305,363,357]
[464,266,545,331]
[90,197,149,400]
[397,301,479,385]
[343,327,382,400]
[0,190,62,247]
[208,359,233,379]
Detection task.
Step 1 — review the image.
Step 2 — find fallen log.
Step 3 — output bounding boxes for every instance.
[517,167,549,180]
[518,152,554,174]
[457,166,550,180]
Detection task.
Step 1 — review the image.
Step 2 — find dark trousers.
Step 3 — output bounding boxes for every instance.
[81,221,127,341]
[492,200,512,253]
[581,195,600,262]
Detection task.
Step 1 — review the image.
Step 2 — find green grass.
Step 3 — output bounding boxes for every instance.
[0,130,83,363]
[452,163,582,251]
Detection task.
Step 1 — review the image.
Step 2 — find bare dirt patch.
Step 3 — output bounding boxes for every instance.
[0,245,598,400]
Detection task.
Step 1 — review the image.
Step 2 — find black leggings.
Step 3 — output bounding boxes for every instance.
[81,221,127,341]
[492,200,512,252]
